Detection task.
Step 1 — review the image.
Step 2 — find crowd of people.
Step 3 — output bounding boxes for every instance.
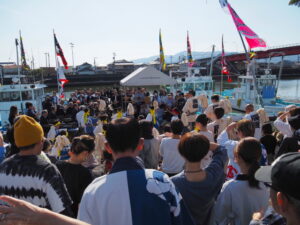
[0,86,300,225]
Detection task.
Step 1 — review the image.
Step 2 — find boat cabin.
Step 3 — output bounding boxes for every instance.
[171,76,213,97]
[233,75,278,105]
[0,84,46,126]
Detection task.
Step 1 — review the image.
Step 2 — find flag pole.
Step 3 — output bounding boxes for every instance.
[237,30,264,107]
[237,31,250,63]
[53,29,60,94]
[16,36,24,113]
[220,35,224,95]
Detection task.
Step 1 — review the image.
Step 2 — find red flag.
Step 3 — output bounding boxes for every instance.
[220,0,266,50]
[54,33,68,69]
[221,35,232,82]
[57,62,69,88]
[57,60,69,99]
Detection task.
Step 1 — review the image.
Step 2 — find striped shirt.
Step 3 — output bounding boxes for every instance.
[0,154,72,213]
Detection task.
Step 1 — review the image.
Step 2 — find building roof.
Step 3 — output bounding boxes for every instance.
[120,66,177,86]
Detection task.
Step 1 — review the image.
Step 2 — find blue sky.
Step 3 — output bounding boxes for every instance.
[0,0,299,67]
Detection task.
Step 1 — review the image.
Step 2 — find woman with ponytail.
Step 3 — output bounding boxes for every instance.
[213,137,269,225]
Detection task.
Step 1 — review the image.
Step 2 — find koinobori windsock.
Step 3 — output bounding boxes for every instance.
[219,0,266,50]
[54,33,68,69]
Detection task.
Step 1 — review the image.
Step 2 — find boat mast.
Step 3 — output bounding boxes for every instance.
[237,31,264,108]
[209,44,215,77]
[16,35,24,112]
[53,29,60,94]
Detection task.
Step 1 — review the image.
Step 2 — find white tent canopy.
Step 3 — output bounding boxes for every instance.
[120,66,177,86]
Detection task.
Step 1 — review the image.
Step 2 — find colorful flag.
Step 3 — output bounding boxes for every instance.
[221,35,232,82]
[159,29,166,71]
[57,63,69,88]
[219,0,266,50]
[54,33,68,69]
[19,32,30,70]
[57,60,69,99]
[187,31,194,67]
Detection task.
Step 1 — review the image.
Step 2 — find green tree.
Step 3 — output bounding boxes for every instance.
[289,0,300,6]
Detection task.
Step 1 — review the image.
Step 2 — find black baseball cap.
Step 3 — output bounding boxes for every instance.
[255,152,300,200]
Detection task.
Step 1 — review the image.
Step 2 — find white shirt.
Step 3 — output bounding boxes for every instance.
[243,112,262,139]
[207,118,229,141]
[217,130,268,180]
[214,179,269,225]
[76,111,85,127]
[159,138,185,174]
[182,97,199,123]
[274,117,293,138]
[204,103,219,120]
[195,130,214,168]
[217,130,240,179]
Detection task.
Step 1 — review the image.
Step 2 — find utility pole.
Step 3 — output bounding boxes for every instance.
[15,38,23,112]
[209,45,215,77]
[113,52,116,73]
[70,43,75,74]
[94,57,97,72]
[44,52,50,79]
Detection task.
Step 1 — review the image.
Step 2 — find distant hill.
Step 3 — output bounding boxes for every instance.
[132,51,227,64]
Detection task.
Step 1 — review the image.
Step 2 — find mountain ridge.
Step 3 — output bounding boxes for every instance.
[132,51,226,64]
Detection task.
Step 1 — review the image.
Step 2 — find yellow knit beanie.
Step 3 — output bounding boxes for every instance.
[14,115,44,147]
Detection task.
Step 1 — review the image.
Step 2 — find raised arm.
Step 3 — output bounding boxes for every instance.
[0,196,90,225]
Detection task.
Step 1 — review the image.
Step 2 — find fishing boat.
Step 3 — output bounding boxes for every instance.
[221,68,286,116]
[0,32,47,128]
[0,82,46,127]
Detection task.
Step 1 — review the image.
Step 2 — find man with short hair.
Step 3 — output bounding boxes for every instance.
[182,90,199,128]
[0,115,73,216]
[78,118,194,225]
[252,152,300,225]
[204,94,220,120]
[244,104,262,139]
[25,102,39,121]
